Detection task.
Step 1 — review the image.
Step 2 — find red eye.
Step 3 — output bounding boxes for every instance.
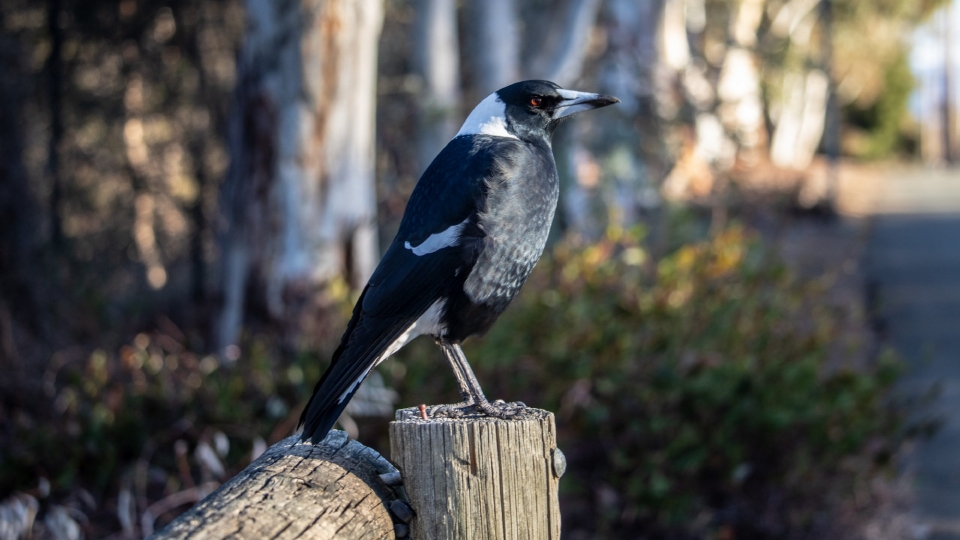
[530,97,543,107]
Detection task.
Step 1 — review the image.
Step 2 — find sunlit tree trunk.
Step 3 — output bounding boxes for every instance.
[717,0,766,158]
[768,0,829,170]
[770,69,829,170]
[563,0,666,236]
[411,0,461,174]
[215,0,384,356]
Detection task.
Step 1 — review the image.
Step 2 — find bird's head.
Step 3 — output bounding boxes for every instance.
[456,80,620,144]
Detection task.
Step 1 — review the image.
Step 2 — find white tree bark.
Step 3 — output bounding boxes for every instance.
[411,0,462,174]
[467,0,520,95]
[717,0,766,154]
[770,69,829,170]
[661,0,691,72]
[215,0,384,355]
[766,0,831,170]
[717,47,765,152]
[562,0,666,236]
[528,0,604,87]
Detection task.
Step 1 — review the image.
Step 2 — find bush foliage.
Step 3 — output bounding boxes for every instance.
[397,225,903,538]
[2,225,905,538]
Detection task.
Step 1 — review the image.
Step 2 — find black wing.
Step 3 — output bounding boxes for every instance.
[298,136,529,442]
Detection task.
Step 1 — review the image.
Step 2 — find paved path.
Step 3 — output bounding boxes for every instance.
[852,164,960,539]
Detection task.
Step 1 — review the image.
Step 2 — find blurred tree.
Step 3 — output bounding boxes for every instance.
[524,0,604,86]
[215,0,384,355]
[565,0,668,238]
[652,0,948,207]
[465,0,519,96]
[831,0,947,159]
[46,0,64,247]
[0,5,39,365]
[410,0,461,174]
[455,0,605,102]
[843,50,915,159]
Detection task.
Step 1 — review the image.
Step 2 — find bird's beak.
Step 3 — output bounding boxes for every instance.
[553,89,620,119]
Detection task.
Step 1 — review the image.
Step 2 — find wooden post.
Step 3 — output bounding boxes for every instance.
[389,406,563,539]
[149,432,413,540]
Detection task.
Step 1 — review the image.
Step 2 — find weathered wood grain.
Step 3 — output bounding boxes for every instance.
[389,406,562,539]
[149,432,409,540]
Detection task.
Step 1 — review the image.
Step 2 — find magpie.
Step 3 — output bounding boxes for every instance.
[299,80,618,443]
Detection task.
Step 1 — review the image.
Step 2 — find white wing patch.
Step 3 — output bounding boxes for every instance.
[337,300,447,404]
[456,93,518,140]
[404,218,469,256]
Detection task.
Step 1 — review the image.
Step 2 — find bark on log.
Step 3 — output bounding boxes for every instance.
[149,432,411,540]
[389,406,563,540]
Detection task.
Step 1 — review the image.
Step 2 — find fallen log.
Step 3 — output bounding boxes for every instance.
[148,432,411,540]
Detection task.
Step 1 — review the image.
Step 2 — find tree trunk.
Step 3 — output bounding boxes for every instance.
[215,0,384,355]
[561,0,666,236]
[767,0,830,170]
[527,0,604,87]
[717,0,766,156]
[770,69,829,170]
[411,0,461,174]
[465,0,519,96]
[0,7,39,363]
[46,0,64,248]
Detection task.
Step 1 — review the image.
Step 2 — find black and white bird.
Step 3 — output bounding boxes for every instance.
[299,80,618,443]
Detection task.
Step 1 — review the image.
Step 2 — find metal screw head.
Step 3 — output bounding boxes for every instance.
[552,448,567,478]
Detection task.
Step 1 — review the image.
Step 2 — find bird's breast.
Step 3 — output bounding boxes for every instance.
[462,155,558,309]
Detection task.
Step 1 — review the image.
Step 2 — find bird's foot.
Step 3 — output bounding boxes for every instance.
[426,402,472,419]
[473,399,528,419]
[427,400,528,420]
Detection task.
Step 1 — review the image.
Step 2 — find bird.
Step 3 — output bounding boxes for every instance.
[299,80,619,443]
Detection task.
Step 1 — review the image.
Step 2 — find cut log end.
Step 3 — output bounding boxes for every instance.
[390,405,562,540]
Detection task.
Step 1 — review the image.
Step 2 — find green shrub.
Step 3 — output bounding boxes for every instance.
[396,225,904,538]
[0,322,338,536]
[2,226,906,538]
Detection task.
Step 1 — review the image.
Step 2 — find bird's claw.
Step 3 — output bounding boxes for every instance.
[428,403,470,419]
[427,400,528,420]
[476,399,528,419]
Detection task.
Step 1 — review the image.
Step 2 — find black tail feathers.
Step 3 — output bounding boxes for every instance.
[297,338,374,444]
[297,306,412,443]
[298,378,358,444]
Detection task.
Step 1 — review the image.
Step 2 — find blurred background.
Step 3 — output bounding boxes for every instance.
[1,0,958,538]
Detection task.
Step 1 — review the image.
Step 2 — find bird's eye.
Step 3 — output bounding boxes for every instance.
[530,97,543,107]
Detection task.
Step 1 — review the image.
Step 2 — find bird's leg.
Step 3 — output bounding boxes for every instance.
[438,339,476,405]
[434,338,526,419]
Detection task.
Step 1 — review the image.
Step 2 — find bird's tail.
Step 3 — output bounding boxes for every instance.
[298,294,413,443]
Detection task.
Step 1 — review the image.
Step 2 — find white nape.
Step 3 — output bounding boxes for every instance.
[554,89,601,119]
[338,299,447,404]
[404,218,469,256]
[456,93,519,140]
